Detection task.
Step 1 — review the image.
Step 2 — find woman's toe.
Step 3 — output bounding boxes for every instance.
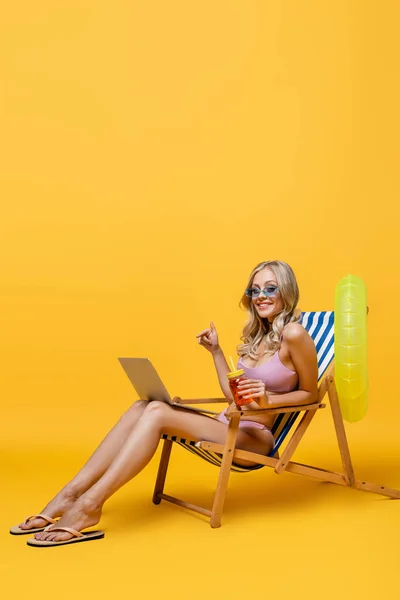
[51,533,67,542]
[22,518,47,530]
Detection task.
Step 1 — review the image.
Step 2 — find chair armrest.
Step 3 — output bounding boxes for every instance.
[226,402,325,418]
[172,397,228,405]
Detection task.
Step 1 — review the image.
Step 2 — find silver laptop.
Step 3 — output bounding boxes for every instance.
[118,357,218,415]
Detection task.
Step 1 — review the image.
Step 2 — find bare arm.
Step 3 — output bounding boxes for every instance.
[211,347,233,401]
[196,322,234,402]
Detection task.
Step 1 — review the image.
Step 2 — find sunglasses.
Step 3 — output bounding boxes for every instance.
[245,285,279,299]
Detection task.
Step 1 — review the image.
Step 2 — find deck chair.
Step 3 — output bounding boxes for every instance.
[153,311,400,528]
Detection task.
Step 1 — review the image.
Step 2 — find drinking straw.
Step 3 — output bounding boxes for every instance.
[229,356,235,372]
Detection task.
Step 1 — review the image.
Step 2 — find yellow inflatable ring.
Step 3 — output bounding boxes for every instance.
[334,274,368,422]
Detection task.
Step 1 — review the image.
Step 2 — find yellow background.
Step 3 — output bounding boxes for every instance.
[1,1,399,598]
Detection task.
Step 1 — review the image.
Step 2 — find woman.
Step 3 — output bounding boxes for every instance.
[10,260,318,546]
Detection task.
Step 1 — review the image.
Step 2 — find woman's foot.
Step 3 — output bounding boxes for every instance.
[33,496,102,542]
[18,486,80,531]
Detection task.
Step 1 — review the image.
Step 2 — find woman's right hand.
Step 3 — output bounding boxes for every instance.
[196,321,220,354]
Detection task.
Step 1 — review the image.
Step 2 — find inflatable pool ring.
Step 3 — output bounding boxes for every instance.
[334,274,368,422]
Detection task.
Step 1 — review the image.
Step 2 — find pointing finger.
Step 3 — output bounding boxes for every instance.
[196,329,211,338]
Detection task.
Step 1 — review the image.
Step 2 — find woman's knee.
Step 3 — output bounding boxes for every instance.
[142,401,171,423]
[121,399,149,421]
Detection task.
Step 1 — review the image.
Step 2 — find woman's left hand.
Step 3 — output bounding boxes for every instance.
[237,378,272,407]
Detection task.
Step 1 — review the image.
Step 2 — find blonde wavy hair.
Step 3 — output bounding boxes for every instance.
[236,260,302,359]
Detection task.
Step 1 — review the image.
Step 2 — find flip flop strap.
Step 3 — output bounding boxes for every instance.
[24,514,57,525]
[43,525,84,538]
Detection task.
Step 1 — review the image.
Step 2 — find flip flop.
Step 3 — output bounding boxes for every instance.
[9,513,58,535]
[27,525,105,547]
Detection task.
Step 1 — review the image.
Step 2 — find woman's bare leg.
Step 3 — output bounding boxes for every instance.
[18,400,149,530]
[35,402,274,542]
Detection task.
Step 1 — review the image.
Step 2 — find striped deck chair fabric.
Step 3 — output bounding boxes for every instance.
[161,311,334,473]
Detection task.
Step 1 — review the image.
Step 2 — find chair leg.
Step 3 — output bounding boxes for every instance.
[327,376,355,486]
[274,408,318,474]
[210,413,240,528]
[153,438,173,504]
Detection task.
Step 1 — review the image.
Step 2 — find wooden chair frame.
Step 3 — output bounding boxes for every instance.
[152,360,400,528]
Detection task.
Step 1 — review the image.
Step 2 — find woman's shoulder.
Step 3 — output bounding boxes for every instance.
[281,322,307,343]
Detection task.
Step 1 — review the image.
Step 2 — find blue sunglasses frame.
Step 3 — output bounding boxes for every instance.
[245,285,279,299]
